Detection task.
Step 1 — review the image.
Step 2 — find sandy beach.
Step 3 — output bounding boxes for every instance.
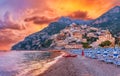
[39,52,120,76]
[1,50,120,76]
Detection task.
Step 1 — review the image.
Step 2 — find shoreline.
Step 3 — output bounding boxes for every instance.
[27,51,65,76]
[0,50,66,76]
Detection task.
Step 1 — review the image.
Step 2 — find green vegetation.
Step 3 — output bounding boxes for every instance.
[90,30,97,32]
[115,37,120,46]
[42,39,53,48]
[82,42,92,48]
[44,22,68,35]
[82,33,87,38]
[82,33,98,44]
[87,37,98,44]
[99,40,112,47]
[92,10,120,35]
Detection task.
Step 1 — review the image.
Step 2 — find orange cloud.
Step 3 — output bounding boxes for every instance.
[0,0,120,50]
[24,16,56,24]
[24,0,119,21]
[47,0,120,19]
[67,11,91,20]
[0,23,47,50]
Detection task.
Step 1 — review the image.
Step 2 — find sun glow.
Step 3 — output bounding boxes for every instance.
[47,0,119,19]
[0,0,120,50]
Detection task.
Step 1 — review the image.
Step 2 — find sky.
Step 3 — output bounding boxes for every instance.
[0,0,120,50]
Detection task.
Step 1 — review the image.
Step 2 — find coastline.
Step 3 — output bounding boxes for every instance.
[18,50,65,76]
[0,50,65,76]
[37,52,64,75]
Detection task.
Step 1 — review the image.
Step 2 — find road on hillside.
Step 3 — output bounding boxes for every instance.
[39,52,120,76]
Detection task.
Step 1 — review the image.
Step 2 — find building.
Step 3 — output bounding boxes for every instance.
[51,23,115,49]
[91,30,115,47]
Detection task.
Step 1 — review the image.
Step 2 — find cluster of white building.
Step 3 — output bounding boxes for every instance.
[50,23,115,49]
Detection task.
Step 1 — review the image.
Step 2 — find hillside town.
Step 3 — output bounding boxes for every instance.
[1,2,120,76]
[50,23,115,49]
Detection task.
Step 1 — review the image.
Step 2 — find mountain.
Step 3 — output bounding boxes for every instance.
[11,22,68,50]
[58,16,92,25]
[92,6,120,35]
[12,6,120,50]
[50,24,114,49]
[11,17,92,50]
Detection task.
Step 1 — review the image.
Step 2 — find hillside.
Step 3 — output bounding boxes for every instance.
[11,22,68,50]
[50,24,115,49]
[92,6,120,35]
[11,6,120,50]
[11,17,92,50]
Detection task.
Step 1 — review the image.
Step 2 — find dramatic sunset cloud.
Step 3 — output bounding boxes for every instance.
[47,0,120,18]
[24,16,57,24]
[67,11,90,20]
[0,0,119,50]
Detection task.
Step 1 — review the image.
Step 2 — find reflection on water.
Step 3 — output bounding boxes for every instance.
[0,51,52,76]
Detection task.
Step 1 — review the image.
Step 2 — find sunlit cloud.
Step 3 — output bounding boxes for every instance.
[0,0,119,50]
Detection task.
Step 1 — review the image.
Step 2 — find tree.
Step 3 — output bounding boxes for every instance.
[87,37,98,44]
[82,42,92,48]
[115,37,120,46]
[42,39,53,48]
[99,40,112,47]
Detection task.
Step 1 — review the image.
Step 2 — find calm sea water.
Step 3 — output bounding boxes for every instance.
[0,51,52,76]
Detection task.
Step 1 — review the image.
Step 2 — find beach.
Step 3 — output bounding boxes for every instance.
[1,50,120,76]
[40,51,120,76]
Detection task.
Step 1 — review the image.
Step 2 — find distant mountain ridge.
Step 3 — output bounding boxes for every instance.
[12,22,68,50]
[92,6,120,35]
[58,16,92,25]
[12,6,120,50]
[12,17,93,50]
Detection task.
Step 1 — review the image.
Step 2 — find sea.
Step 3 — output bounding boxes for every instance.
[0,51,53,76]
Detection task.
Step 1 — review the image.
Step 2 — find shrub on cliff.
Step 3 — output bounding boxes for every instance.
[99,40,112,47]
